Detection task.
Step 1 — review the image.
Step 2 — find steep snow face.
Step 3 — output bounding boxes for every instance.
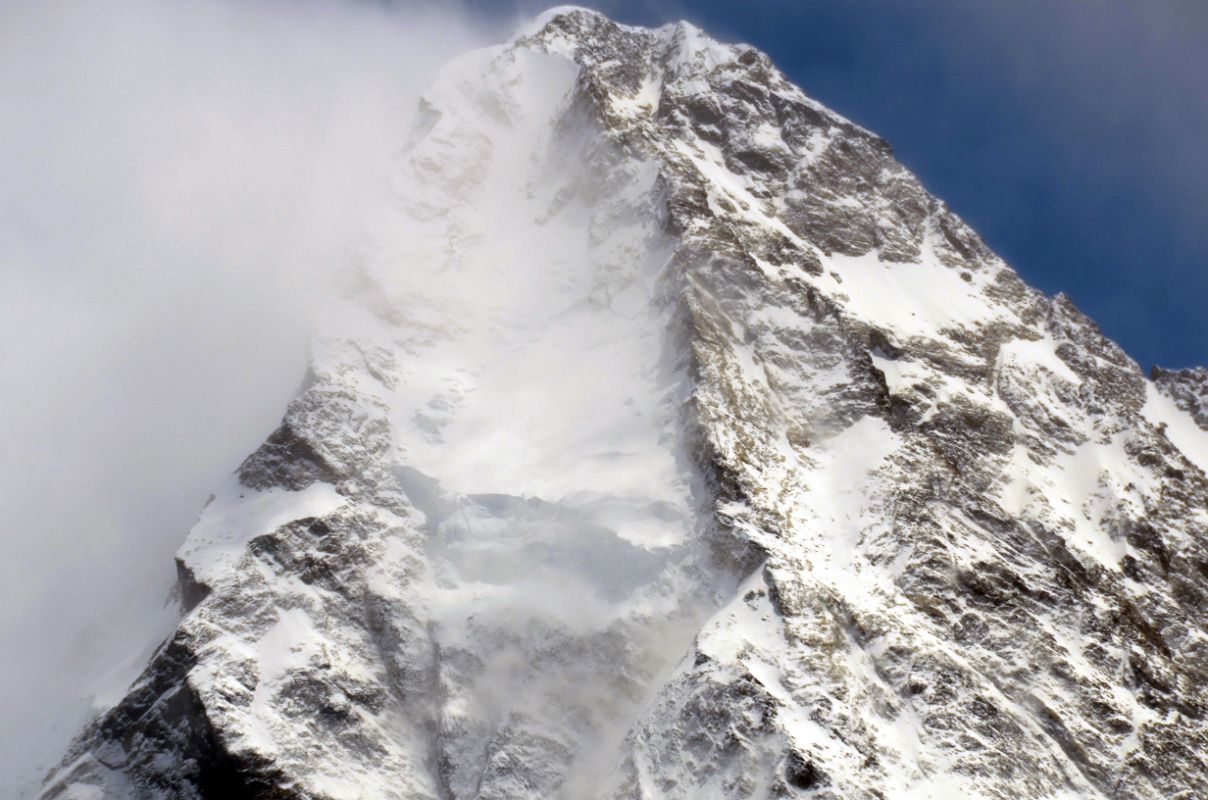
[356,42,682,507]
[42,8,1208,800]
[1149,366,1208,472]
[41,17,730,800]
[311,42,725,799]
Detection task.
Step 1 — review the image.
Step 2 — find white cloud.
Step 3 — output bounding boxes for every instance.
[0,1,489,793]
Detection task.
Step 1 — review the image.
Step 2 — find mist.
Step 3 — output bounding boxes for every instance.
[0,0,488,792]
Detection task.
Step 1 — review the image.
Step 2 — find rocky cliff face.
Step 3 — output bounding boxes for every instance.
[40,8,1208,799]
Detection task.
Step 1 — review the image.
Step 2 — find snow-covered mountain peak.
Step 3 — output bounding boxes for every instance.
[39,8,1208,800]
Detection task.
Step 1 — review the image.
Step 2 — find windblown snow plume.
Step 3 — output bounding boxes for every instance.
[0,0,480,795]
[33,7,1208,799]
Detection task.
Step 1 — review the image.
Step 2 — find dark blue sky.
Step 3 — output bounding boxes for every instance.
[472,0,1208,369]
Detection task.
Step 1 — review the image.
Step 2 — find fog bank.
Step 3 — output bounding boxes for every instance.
[0,1,487,793]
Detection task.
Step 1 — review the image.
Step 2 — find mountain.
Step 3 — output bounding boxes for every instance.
[38,7,1208,799]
